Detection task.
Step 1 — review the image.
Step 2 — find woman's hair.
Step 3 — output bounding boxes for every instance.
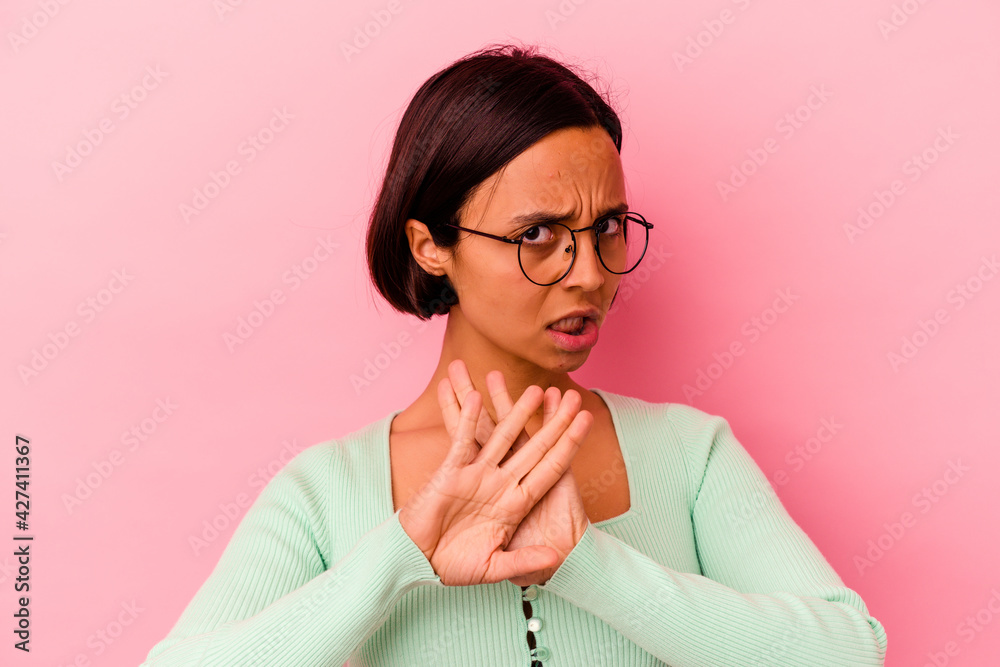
[366,42,623,319]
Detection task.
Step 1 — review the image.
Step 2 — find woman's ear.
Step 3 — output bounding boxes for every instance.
[405,218,451,277]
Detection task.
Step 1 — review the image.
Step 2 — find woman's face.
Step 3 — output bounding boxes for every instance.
[442,124,628,374]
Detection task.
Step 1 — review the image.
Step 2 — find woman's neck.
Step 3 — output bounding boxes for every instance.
[395,311,590,432]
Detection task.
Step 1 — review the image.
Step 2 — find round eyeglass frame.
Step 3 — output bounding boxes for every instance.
[442,212,653,286]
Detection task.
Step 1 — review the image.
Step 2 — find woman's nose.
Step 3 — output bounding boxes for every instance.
[563,230,605,289]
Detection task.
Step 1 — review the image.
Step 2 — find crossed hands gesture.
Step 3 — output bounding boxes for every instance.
[397,359,593,587]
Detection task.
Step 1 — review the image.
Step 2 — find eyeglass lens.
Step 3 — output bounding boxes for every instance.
[518,215,648,285]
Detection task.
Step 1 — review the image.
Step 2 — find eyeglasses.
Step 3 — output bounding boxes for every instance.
[443,212,653,286]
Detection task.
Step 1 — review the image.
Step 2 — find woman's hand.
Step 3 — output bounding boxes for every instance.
[442,360,592,586]
[488,373,591,586]
[397,361,592,587]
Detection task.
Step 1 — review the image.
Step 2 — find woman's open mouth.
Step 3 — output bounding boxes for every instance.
[546,316,599,351]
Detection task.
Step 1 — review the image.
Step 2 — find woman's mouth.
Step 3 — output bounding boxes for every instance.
[546,316,599,351]
[549,316,587,334]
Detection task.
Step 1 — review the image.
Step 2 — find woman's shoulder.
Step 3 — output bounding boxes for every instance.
[592,388,742,479]
[592,387,729,436]
[270,411,395,488]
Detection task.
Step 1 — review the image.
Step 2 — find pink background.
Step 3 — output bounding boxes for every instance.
[3,1,999,665]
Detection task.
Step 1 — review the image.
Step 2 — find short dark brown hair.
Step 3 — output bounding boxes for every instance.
[365,42,623,319]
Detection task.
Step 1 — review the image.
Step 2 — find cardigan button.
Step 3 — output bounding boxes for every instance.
[522,585,539,601]
[531,645,551,661]
[527,616,542,632]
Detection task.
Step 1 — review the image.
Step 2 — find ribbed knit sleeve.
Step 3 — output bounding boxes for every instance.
[538,403,888,666]
[140,444,442,667]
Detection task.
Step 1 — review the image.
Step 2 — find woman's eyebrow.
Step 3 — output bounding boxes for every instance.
[509,202,629,227]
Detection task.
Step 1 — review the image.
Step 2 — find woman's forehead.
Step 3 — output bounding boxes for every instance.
[471,128,625,223]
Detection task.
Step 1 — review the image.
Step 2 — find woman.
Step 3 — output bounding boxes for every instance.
[143,44,887,666]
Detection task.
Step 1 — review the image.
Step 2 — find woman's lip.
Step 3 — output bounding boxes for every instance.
[549,312,600,327]
[546,317,599,351]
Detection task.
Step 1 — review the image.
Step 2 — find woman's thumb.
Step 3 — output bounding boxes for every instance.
[488,546,558,583]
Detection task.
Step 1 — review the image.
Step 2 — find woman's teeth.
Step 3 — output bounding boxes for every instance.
[550,316,585,334]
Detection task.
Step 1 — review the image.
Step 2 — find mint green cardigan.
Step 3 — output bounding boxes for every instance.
[142,389,887,666]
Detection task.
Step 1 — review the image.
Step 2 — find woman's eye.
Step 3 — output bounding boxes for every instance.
[520,225,553,244]
[600,216,624,235]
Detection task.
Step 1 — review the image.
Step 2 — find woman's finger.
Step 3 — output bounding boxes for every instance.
[448,359,496,445]
[485,370,526,462]
[475,384,544,468]
[541,386,560,427]
[518,407,592,498]
[486,369,514,417]
[487,372,558,463]
[437,377,481,468]
[489,372,560,431]
[485,545,559,584]
[500,389,585,483]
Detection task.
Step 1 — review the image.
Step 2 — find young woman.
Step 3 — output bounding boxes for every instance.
[143,44,887,666]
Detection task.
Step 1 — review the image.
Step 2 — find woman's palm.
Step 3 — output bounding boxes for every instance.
[439,361,592,586]
[403,454,547,585]
[398,362,592,587]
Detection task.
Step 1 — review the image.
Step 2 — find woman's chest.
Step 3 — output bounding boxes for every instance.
[389,414,631,524]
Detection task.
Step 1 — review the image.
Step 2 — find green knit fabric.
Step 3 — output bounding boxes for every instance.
[142,389,887,666]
